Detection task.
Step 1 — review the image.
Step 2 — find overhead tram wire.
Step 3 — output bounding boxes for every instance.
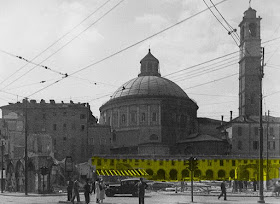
[0,49,67,77]
[25,0,229,98]
[209,0,240,41]
[202,0,239,46]
[26,34,280,100]
[0,0,112,86]
[183,72,238,90]
[166,53,239,80]
[1,0,124,91]
[13,34,280,101]
[68,0,229,77]
[169,57,238,82]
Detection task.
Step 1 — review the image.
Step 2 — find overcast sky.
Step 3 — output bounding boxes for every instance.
[0,0,279,121]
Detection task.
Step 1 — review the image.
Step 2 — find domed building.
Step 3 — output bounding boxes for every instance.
[99,49,228,156]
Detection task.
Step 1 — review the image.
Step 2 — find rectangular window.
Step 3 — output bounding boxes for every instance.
[238,141,242,150]
[141,113,145,122]
[130,112,136,123]
[253,141,259,150]
[238,127,242,136]
[254,127,258,136]
[42,113,46,119]
[207,160,212,166]
[81,125,85,131]
[71,123,76,130]
[53,124,57,131]
[63,124,67,131]
[152,112,157,122]
[80,114,86,119]
[270,127,274,136]
[232,160,236,166]
[220,160,224,166]
[270,141,276,150]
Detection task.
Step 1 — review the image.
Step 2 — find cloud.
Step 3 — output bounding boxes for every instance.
[135,13,169,31]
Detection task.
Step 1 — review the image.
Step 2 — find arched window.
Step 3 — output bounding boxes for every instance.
[218,170,226,178]
[206,170,214,180]
[121,114,126,124]
[249,23,257,37]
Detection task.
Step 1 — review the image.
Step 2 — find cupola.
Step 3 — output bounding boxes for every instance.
[138,49,161,77]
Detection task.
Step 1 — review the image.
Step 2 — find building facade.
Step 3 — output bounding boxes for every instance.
[0,99,96,163]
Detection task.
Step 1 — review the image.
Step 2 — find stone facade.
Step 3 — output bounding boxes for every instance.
[0,99,96,163]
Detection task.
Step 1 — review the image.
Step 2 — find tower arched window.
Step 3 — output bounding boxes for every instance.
[249,23,257,37]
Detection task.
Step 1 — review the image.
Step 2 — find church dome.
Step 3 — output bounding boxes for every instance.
[108,49,190,101]
[110,76,189,100]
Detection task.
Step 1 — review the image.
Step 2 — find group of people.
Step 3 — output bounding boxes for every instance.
[66,177,106,204]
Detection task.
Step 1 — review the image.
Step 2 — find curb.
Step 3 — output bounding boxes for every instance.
[0,193,66,197]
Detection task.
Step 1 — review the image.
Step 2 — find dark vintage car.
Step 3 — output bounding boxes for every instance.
[105,178,140,197]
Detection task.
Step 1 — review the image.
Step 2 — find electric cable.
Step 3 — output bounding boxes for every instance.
[0,0,112,86]
[1,0,124,91]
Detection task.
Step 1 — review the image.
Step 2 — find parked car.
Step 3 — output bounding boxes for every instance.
[105,178,140,197]
[148,181,174,191]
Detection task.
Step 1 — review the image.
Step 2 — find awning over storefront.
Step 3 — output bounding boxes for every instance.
[95,169,149,177]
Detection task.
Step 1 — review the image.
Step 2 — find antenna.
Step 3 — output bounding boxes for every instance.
[249,0,252,7]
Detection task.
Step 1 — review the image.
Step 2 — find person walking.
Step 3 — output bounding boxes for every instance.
[66,179,73,201]
[218,180,227,200]
[95,178,101,203]
[137,178,148,204]
[91,179,96,194]
[99,179,106,203]
[71,178,80,204]
[84,179,91,204]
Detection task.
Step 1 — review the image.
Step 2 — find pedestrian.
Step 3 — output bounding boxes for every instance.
[91,179,96,194]
[253,179,257,192]
[67,179,73,201]
[71,177,80,204]
[136,177,148,204]
[99,179,106,203]
[218,180,227,200]
[95,178,101,203]
[244,180,248,190]
[84,179,91,204]
[273,180,280,197]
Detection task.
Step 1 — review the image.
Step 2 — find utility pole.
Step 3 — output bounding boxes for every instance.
[24,98,28,195]
[1,139,4,193]
[266,110,270,190]
[258,47,265,203]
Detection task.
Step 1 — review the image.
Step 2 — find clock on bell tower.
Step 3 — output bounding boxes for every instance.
[238,7,262,117]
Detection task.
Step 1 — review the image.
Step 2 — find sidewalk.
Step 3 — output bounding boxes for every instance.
[0,192,66,197]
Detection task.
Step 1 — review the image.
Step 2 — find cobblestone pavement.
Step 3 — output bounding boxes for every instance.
[1,191,280,204]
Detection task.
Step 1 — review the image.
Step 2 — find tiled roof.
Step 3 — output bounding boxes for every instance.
[110,76,190,99]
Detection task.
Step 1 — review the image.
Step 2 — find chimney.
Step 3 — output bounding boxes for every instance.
[40,99,45,104]
[50,99,55,104]
[30,99,36,104]
[221,115,224,125]
[230,111,233,121]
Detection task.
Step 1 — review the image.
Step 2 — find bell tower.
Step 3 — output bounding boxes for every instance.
[238,7,262,117]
